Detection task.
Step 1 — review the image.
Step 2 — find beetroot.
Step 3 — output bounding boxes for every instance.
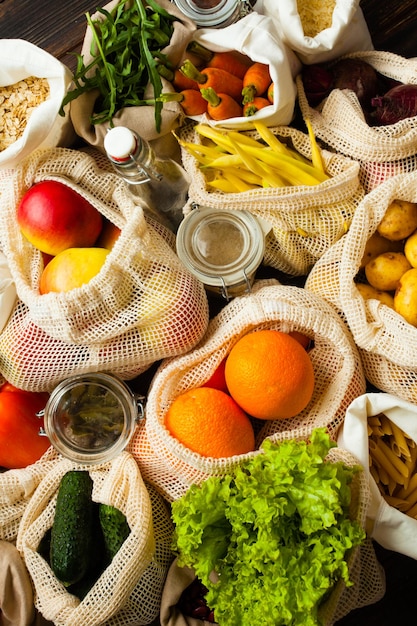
[330,57,379,108]
[371,83,417,125]
[301,64,334,106]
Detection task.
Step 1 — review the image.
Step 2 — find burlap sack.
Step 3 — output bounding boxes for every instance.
[0,146,209,392]
[305,171,417,404]
[129,280,366,502]
[179,122,364,275]
[69,0,196,152]
[14,451,174,626]
[297,51,417,192]
[160,447,385,626]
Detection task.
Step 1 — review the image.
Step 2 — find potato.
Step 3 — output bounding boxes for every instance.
[404,230,417,267]
[377,199,417,241]
[356,282,395,308]
[360,231,404,269]
[365,252,412,292]
[394,268,417,326]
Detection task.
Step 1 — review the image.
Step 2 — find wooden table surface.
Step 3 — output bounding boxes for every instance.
[1,1,417,625]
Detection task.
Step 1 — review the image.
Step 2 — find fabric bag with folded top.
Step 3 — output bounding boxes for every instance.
[14,451,174,626]
[305,170,417,405]
[129,280,366,502]
[179,122,364,275]
[255,0,373,65]
[69,0,196,154]
[0,39,75,171]
[297,51,417,192]
[180,10,301,130]
[0,146,209,392]
[338,392,417,560]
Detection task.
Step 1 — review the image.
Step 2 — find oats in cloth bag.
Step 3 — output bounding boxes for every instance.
[69,0,196,153]
[255,0,373,65]
[305,171,417,404]
[159,442,385,626]
[338,392,417,560]
[14,451,174,626]
[129,279,366,502]
[297,51,417,192]
[0,146,209,392]
[179,123,364,275]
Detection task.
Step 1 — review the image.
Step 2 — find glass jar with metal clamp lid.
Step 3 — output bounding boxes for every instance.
[176,205,268,300]
[171,0,253,28]
[38,372,144,464]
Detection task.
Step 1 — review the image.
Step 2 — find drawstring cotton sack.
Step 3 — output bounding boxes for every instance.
[297,51,417,192]
[129,280,366,502]
[11,451,174,626]
[0,147,209,392]
[179,123,364,275]
[255,0,373,65]
[305,171,417,404]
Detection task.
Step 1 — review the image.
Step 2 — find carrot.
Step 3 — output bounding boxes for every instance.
[157,64,200,91]
[179,60,243,102]
[242,62,271,104]
[186,41,250,79]
[243,96,271,117]
[267,82,274,104]
[200,87,243,121]
[178,89,208,116]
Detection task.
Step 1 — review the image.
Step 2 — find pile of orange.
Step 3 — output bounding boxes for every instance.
[164,329,315,458]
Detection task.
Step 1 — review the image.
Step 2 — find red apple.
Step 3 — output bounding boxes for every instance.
[17,180,103,256]
[95,219,121,250]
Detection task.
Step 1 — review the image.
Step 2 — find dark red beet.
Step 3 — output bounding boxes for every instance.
[371,83,417,125]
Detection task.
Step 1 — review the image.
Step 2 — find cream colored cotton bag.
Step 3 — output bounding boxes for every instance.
[297,51,417,192]
[14,451,173,626]
[129,280,366,502]
[305,171,417,404]
[180,123,364,275]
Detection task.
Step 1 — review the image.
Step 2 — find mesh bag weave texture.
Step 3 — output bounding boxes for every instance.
[297,51,417,193]
[12,451,174,626]
[129,280,366,502]
[0,146,209,391]
[179,122,364,276]
[159,447,385,626]
[305,171,417,404]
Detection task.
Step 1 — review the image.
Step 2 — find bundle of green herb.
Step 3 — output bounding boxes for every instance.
[171,428,366,626]
[60,0,177,132]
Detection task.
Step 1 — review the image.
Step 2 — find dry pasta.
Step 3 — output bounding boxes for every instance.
[368,412,417,518]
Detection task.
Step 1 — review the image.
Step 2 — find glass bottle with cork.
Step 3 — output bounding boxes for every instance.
[104,126,190,232]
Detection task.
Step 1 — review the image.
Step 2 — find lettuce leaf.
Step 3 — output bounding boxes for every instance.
[171,428,365,626]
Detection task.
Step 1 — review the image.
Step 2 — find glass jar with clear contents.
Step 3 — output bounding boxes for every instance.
[40,373,143,464]
[172,0,252,28]
[176,206,268,300]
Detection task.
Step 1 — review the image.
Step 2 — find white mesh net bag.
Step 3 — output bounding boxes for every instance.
[179,122,364,276]
[13,451,174,626]
[129,279,366,502]
[305,170,417,403]
[0,146,209,392]
[297,51,417,193]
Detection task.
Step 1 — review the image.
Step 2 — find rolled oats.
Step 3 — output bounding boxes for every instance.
[0,76,50,151]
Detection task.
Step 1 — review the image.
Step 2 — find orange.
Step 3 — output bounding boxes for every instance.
[202,358,228,392]
[164,387,255,458]
[224,329,315,420]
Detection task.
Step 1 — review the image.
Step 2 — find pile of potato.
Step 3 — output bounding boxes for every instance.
[358,199,417,326]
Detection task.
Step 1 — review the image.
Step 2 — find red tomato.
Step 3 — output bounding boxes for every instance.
[202,358,228,392]
[0,383,50,469]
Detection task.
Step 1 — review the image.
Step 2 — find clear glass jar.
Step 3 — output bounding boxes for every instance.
[41,373,143,464]
[176,206,267,299]
[172,0,252,28]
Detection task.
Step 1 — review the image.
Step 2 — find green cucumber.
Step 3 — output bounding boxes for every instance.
[50,470,94,587]
[99,503,130,565]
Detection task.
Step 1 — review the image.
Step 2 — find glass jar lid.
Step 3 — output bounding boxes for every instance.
[172,0,243,27]
[42,372,141,464]
[176,207,266,296]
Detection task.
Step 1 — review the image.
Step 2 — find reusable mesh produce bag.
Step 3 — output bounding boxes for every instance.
[128,280,366,502]
[13,451,174,626]
[159,446,385,626]
[297,51,417,192]
[179,123,364,276]
[305,171,417,404]
[0,146,209,392]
